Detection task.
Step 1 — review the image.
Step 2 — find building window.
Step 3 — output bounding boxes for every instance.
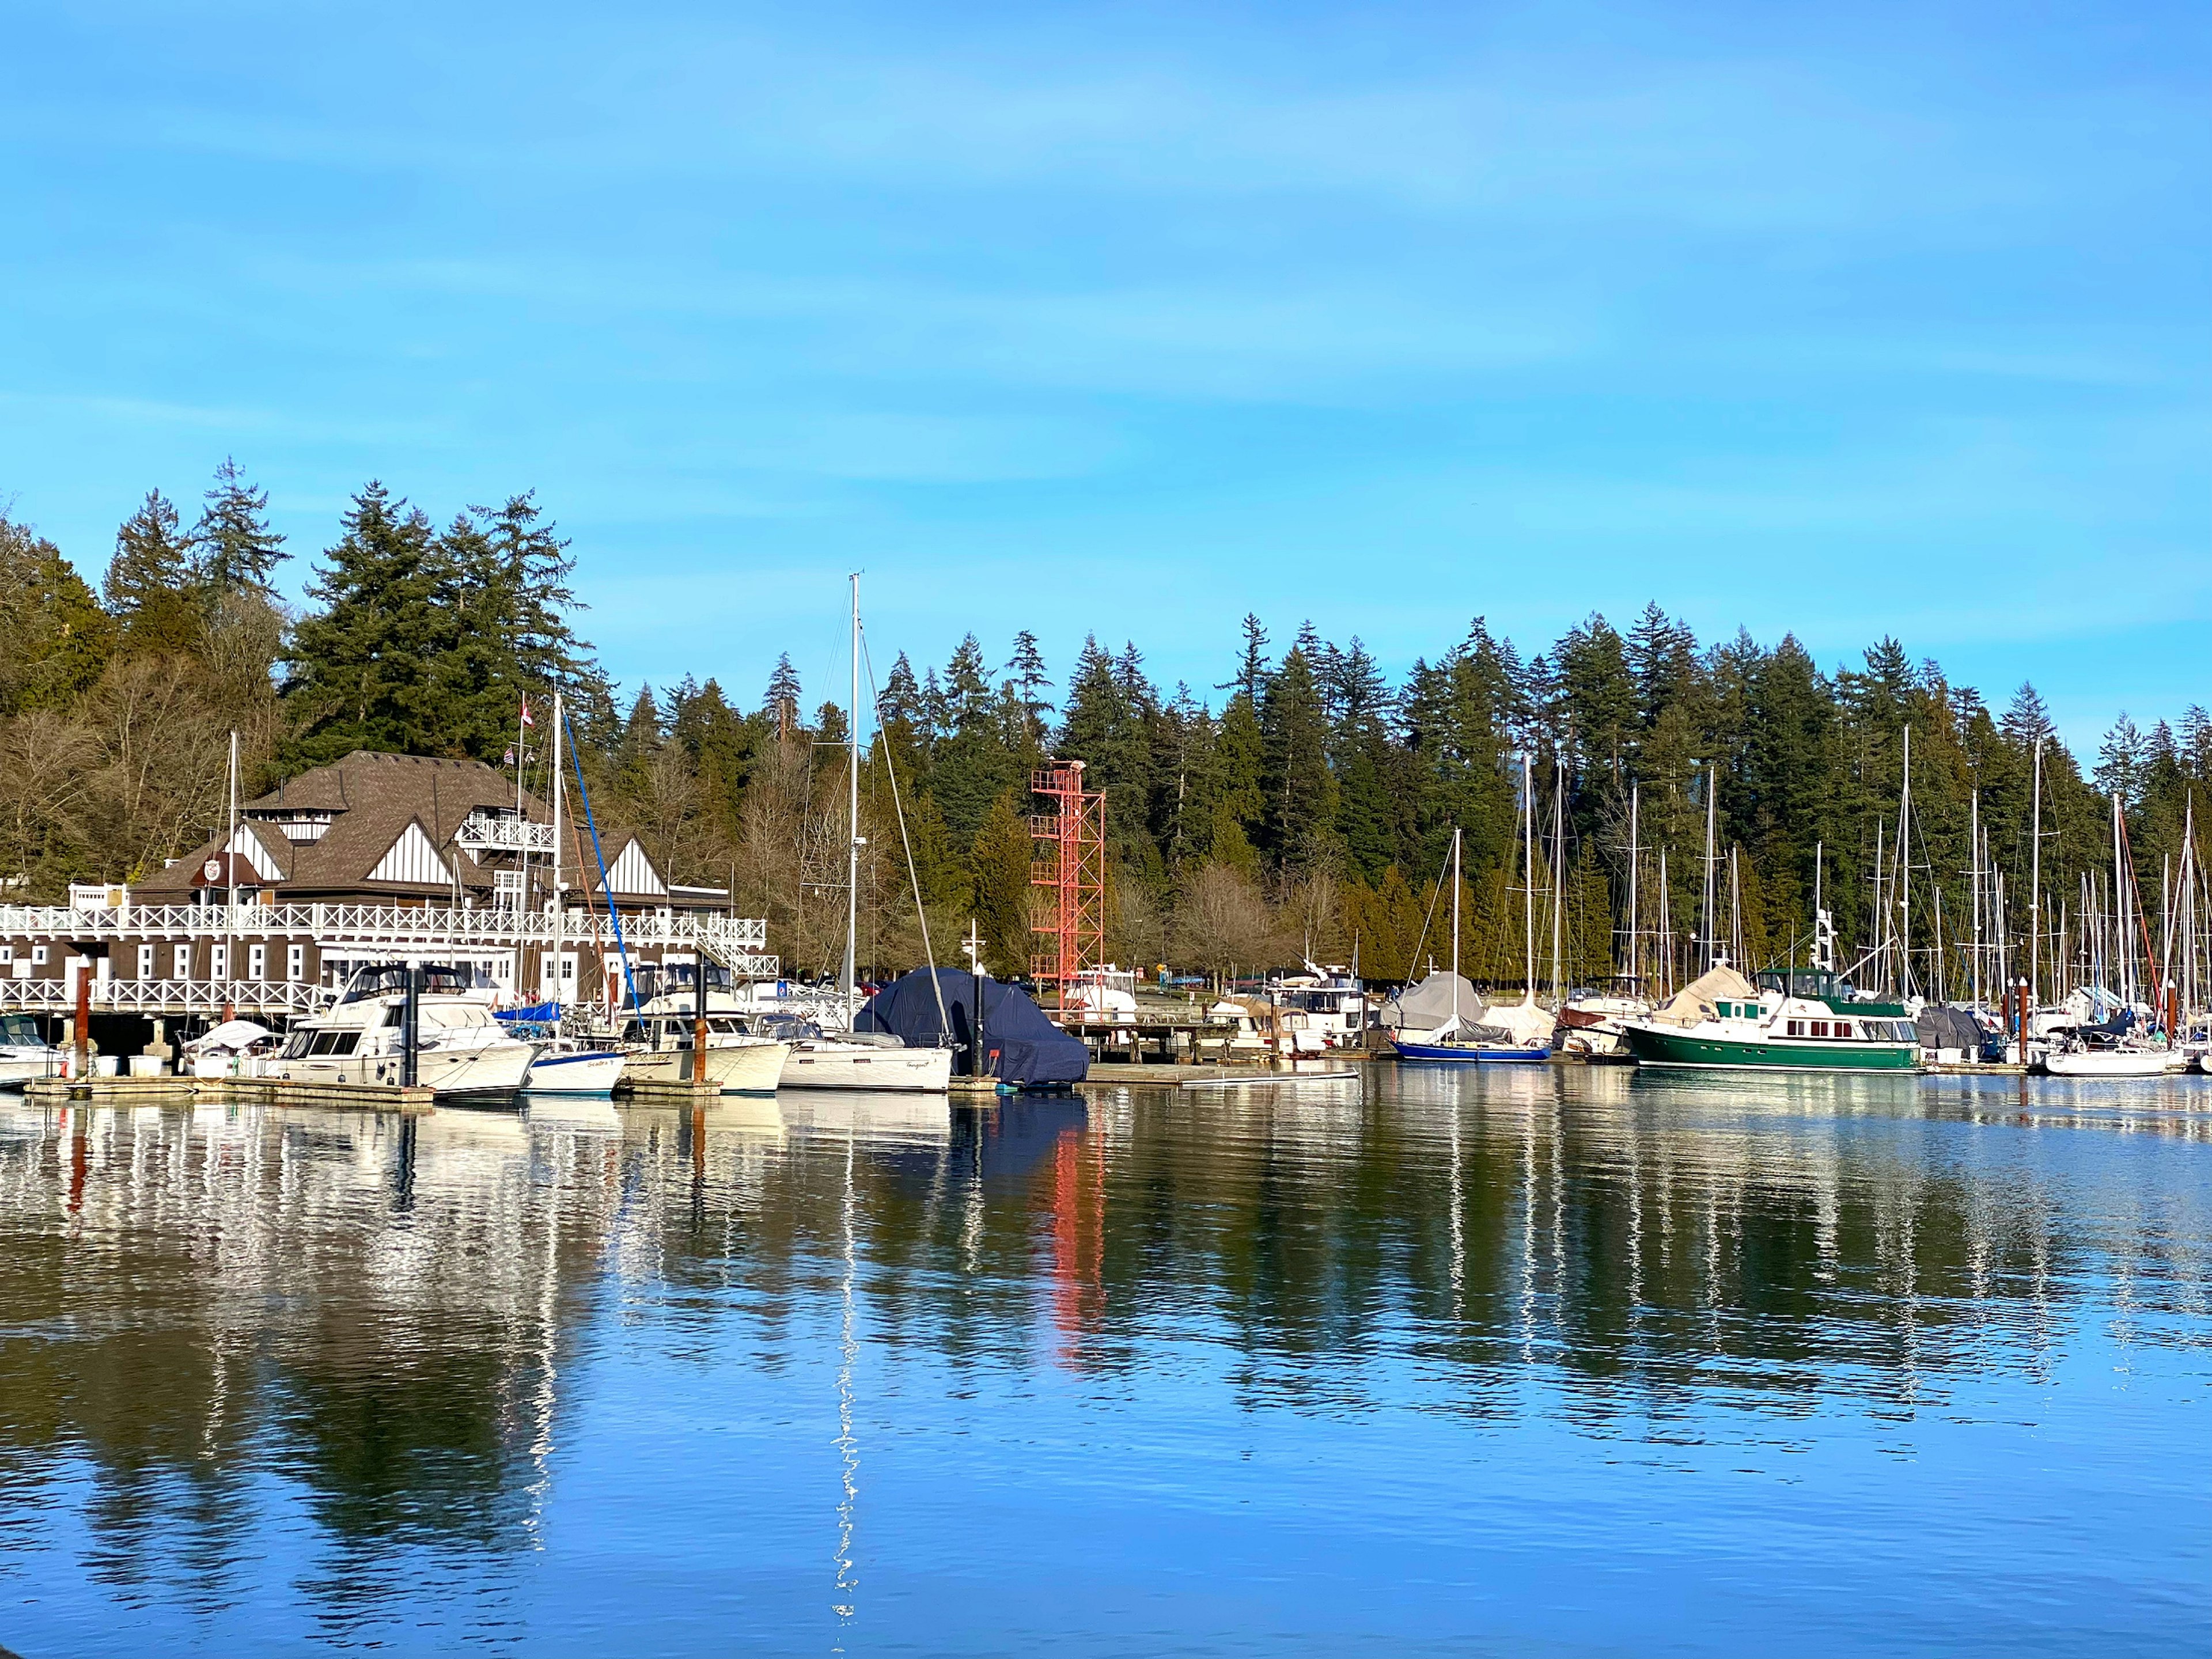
[31,945,47,967]
[0,945,13,964]
[287,944,304,982]
[173,945,191,979]
[211,944,229,979]
[138,944,155,979]
[248,944,266,980]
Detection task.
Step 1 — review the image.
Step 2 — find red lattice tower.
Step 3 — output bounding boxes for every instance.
[1030,761,1107,996]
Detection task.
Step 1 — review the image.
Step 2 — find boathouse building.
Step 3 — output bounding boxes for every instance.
[0,750,774,1054]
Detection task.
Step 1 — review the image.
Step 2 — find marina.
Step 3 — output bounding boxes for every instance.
[0,1065,2203,1656]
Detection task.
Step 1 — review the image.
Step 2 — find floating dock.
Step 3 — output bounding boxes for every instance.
[26,1075,437,1113]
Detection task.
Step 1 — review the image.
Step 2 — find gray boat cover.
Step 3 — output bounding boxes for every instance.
[1915,1005,1989,1053]
[857,969,1090,1085]
[1381,971,1483,1031]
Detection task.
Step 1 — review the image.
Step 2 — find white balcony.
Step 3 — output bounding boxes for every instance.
[455,817,556,857]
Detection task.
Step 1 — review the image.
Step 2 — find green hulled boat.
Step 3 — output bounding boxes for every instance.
[1623,966,1918,1074]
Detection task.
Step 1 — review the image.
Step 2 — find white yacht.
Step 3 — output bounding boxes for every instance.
[0,1014,66,1087]
[770,1024,953,1092]
[269,967,534,1097]
[619,1004,790,1093]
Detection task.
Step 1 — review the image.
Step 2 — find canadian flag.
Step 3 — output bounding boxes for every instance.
[520,697,535,728]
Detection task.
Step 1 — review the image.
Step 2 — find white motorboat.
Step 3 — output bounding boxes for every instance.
[618,1010,789,1093]
[269,967,533,1097]
[778,1029,953,1092]
[0,1013,66,1087]
[523,1039,628,1095]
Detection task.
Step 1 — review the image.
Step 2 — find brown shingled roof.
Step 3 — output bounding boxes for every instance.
[135,750,551,902]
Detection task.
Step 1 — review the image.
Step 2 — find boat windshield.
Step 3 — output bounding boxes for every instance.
[0,1014,47,1047]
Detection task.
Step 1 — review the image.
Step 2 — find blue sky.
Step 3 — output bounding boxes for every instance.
[2,1,2206,747]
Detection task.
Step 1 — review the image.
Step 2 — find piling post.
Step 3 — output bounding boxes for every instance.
[73,952,92,1079]
[401,961,420,1089]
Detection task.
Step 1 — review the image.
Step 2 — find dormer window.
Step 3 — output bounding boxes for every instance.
[252,809,334,843]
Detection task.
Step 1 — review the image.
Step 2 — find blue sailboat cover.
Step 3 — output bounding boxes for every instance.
[858,969,1090,1084]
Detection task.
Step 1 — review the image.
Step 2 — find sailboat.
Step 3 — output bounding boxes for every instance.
[1389,755,1553,1064]
[775,575,955,1093]
[2040,791,2182,1077]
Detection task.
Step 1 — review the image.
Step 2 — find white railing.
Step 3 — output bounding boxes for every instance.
[0,978,336,1016]
[0,903,777,976]
[456,818,556,856]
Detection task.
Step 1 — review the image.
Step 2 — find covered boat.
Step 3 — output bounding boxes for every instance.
[858,969,1089,1086]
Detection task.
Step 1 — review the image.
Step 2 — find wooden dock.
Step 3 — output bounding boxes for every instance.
[26,1075,437,1113]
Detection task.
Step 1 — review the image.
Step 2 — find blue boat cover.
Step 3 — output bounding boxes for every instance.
[857,969,1090,1085]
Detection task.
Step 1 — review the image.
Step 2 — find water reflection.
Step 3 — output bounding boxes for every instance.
[0,1069,2206,1653]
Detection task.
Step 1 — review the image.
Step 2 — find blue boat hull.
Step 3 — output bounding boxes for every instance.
[1391,1038,1550,1064]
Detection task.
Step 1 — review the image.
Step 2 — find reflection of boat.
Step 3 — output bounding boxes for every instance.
[524,1095,622,1134]
[0,1013,66,1088]
[269,967,533,1097]
[779,1090,952,1146]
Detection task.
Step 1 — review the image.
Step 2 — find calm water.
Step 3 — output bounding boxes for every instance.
[1,1069,2207,1657]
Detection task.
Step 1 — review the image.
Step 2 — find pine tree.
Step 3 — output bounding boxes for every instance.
[1260,640,1337,869]
[1006,629,1053,740]
[0,514,114,715]
[969,791,1035,976]
[2094,714,2147,805]
[191,457,286,595]
[104,490,204,654]
[281,483,452,762]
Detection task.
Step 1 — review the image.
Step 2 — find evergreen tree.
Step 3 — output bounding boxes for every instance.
[281,483,452,762]
[191,457,286,595]
[0,514,113,715]
[764,653,803,734]
[1006,629,1053,740]
[2094,714,2147,805]
[104,490,203,654]
[969,791,1035,975]
[1260,639,1337,869]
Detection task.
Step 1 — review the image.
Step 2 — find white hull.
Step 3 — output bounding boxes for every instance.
[0,1053,66,1088]
[622,1040,789,1094]
[274,1039,534,1097]
[778,1042,952,1093]
[2043,1048,2180,1078]
[524,1048,628,1094]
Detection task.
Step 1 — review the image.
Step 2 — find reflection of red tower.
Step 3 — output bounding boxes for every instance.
[1048,1126,1105,1368]
[1029,762,1107,998]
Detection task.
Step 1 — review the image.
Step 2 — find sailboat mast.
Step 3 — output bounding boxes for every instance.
[844,574,862,1020]
[1550,759,1565,1004]
[1449,828,1461,980]
[1522,752,1536,998]
[1970,787,1982,1009]
[1701,762,1717,970]
[550,691,565,1010]
[1626,783,1641,991]
[1899,725,1913,999]
[2029,736,2044,1005]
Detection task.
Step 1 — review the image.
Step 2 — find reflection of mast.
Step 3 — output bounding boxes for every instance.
[834,1128,859,1623]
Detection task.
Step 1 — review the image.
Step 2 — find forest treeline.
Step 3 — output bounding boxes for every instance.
[5,474,2209,992]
